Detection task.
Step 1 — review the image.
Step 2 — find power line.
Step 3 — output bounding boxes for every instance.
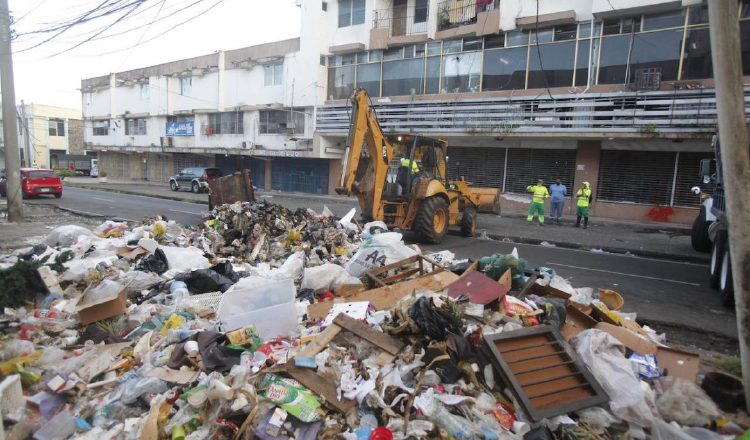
[534,0,554,100]
[118,0,167,69]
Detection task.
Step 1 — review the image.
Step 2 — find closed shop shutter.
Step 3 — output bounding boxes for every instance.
[504,148,576,193]
[597,150,675,205]
[271,158,329,194]
[174,153,209,174]
[673,151,714,207]
[447,147,505,188]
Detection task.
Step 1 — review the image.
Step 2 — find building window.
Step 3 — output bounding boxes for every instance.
[527,40,576,88]
[629,29,683,82]
[338,0,365,28]
[179,77,192,96]
[442,52,481,93]
[682,27,712,79]
[383,58,425,96]
[482,47,527,91]
[48,119,65,136]
[327,65,355,100]
[93,121,108,136]
[207,112,243,135]
[125,118,147,136]
[357,63,381,97]
[264,62,283,86]
[414,0,428,23]
[259,109,306,135]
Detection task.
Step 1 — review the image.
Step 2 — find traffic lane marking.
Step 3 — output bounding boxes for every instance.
[545,262,701,286]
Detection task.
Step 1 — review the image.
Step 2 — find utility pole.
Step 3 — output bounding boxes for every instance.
[20,99,30,167]
[709,2,750,398]
[0,0,23,221]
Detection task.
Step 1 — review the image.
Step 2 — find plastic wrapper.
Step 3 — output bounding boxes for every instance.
[630,353,660,379]
[430,400,483,440]
[79,280,124,307]
[134,248,169,274]
[656,377,720,426]
[177,268,234,293]
[94,221,129,238]
[119,376,168,404]
[408,296,462,341]
[259,374,322,422]
[478,251,527,287]
[45,225,94,247]
[61,251,118,283]
[117,271,162,292]
[301,263,362,292]
[159,246,210,272]
[345,232,417,277]
[571,329,655,427]
[576,407,619,435]
[1,339,36,360]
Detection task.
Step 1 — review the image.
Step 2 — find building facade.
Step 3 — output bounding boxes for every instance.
[82,0,750,223]
[0,103,83,171]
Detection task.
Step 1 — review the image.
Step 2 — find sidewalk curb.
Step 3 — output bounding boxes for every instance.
[32,202,135,223]
[65,182,206,205]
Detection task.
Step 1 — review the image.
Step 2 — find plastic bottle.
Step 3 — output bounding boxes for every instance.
[170,281,189,296]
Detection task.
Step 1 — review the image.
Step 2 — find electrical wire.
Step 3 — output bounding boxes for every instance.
[534,0,554,100]
[117,0,166,69]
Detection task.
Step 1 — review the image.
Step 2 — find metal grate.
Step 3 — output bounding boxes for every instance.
[597,150,675,205]
[173,153,209,174]
[673,151,714,207]
[632,68,662,91]
[504,149,576,194]
[271,158,330,194]
[447,147,505,188]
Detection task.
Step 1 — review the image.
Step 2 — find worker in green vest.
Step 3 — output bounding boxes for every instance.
[576,181,593,229]
[400,157,420,174]
[526,179,549,225]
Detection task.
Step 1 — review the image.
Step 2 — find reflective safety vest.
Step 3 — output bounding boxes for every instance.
[526,185,549,203]
[400,157,419,174]
[577,188,592,207]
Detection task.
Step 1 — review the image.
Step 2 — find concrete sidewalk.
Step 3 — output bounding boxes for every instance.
[63,177,705,263]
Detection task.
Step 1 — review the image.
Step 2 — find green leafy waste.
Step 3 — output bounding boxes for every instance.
[0,251,73,308]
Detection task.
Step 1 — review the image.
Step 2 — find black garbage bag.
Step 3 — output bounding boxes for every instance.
[177,268,234,294]
[210,261,247,283]
[135,248,168,274]
[449,260,473,276]
[528,295,567,329]
[408,296,462,341]
[423,346,462,384]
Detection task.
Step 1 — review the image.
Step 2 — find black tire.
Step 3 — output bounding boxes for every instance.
[720,247,735,307]
[170,180,178,191]
[191,181,200,193]
[460,205,477,237]
[691,208,712,252]
[54,193,62,199]
[413,196,449,244]
[709,231,726,289]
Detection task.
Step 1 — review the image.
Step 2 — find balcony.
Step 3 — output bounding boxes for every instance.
[436,0,500,39]
[370,7,429,49]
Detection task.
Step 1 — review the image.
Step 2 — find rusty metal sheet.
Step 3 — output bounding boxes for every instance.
[208,169,255,210]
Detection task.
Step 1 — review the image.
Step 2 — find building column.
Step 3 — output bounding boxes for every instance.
[264,158,272,190]
[573,141,601,216]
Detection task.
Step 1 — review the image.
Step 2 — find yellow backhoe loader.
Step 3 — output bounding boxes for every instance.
[335,88,501,244]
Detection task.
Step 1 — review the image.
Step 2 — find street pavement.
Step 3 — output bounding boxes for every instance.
[25,186,737,341]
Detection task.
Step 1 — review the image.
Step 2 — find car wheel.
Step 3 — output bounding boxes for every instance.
[691,208,712,253]
[192,181,200,193]
[709,231,726,289]
[54,193,62,199]
[170,180,178,191]
[719,247,734,307]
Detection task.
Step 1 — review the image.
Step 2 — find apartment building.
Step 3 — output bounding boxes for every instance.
[313,0,750,223]
[0,103,83,170]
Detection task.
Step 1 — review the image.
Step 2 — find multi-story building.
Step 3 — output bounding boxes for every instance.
[82,0,750,223]
[0,103,83,170]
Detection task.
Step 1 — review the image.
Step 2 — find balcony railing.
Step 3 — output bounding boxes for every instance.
[437,0,497,31]
[373,8,428,37]
[316,87,746,136]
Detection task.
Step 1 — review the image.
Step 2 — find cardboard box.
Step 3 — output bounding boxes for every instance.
[594,322,657,355]
[75,281,128,325]
[656,347,700,381]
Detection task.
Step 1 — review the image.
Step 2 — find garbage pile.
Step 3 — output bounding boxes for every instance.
[0,200,745,440]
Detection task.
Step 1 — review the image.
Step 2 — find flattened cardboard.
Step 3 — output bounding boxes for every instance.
[498,269,512,292]
[116,246,147,261]
[595,322,657,355]
[76,288,128,325]
[560,304,597,341]
[144,367,200,385]
[446,271,506,305]
[656,347,700,381]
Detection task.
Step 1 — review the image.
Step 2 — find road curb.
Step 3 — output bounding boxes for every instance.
[31,202,135,223]
[64,183,206,205]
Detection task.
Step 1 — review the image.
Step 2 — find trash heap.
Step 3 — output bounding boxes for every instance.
[0,200,745,440]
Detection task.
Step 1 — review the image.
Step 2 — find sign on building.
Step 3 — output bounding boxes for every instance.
[166,121,195,136]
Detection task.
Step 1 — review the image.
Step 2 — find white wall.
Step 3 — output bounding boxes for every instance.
[83,89,110,118]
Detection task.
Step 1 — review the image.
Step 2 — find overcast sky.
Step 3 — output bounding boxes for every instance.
[8,0,301,110]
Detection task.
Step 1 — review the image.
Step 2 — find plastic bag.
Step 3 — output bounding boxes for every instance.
[79,280,125,307]
[656,377,720,426]
[93,221,128,238]
[478,252,527,287]
[1,339,35,360]
[45,225,94,247]
[159,246,210,272]
[259,373,322,422]
[571,329,655,427]
[177,268,234,293]
[119,376,168,404]
[117,270,161,292]
[345,232,417,277]
[61,251,118,282]
[576,407,619,435]
[301,264,362,292]
[135,248,169,274]
[269,251,305,280]
[408,296,462,341]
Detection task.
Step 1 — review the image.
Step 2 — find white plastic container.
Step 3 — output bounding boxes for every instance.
[221,301,298,340]
[218,278,295,319]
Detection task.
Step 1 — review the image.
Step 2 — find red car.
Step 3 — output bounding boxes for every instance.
[0,168,63,199]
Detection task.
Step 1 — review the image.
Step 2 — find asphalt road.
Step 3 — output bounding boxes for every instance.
[27,186,738,341]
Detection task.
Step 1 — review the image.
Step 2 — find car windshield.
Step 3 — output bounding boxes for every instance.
[29,171,56,178]
[205,168,222,177]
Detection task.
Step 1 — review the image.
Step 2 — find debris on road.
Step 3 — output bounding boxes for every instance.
[0,199,745,439]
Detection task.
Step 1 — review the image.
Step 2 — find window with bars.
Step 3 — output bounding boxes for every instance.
[93,120,109,136]
[48,119,65,136]
[259,109,305,135]
[125,118,147,136]
[505,149,577,194]
[207,112,243,134]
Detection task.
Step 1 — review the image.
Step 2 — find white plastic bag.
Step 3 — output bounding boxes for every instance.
[301,264,362,291]
[118,271,162,292]
[159,246,210,272]
[656,378,720,426]
[571,329,655,427]
[269,251,305,280]
[345,232,417,277]
[45,225,94,247]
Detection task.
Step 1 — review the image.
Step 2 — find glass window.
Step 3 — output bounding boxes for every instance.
[621,17,637,33]
[415,0,428,23]
[384,47,403,60]
[463,37,482,52]
[598,35,631,84]
[357,63,381,97]
[482,47,527,91]
[688,5,709,25]
[426,56,441,94]
[382,58,424,96]
[630,29,683,81]
[356,52,369,63]
[530,28,554,43]
[682,28,712,80]
[484,34,504,49]
[338,0,365,27]
[554,24,577,41]
[442,52,482,93]
[528,41,576,88]
[328,55,339,67]
[643,10,685,31]
[506,30,528,46]
[602,18,621,35]
[48,119,64,136]
[264,62,283,86]
[259,110,305,135]
[341,53,356,65]
[427,41,442,56]
[327,65,355,99]
[415,44,426,57]
[208,113,243,134]
[575,39,594,87]
[126,118,147,136]
[140,83,149,100]
[742,0,750,19]
[443,39,462,54]
[352,0,365,25]
[369,50,383,62]
[578,22,592,39]
[93,121,108,136]
[179,77,192,95]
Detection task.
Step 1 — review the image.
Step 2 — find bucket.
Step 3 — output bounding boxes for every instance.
[598,289,624,311]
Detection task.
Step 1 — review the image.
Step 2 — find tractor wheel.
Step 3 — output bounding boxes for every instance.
[719,247,735,308]
[691,207,712,252]
[709,231,726,289]
[460,206,477,237]
[413,196,449,244]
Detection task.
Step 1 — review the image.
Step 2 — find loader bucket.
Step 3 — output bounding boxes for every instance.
[467,187,501,214]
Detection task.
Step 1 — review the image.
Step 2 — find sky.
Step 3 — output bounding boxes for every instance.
[7,0,301,110]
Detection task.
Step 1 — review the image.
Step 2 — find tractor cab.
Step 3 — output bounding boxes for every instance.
[384,134,447,200]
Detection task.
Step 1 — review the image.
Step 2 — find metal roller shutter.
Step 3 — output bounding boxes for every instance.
[271,158,329,194]
[504,149,576,193]
[447,147,505,188]
[673,151,714,207]
[597,150,675,205]
[174,153,209,174]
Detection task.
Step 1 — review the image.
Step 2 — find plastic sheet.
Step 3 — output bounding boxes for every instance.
[345,232,417,277]
[159,246,210,272]
[656,378,720,426]
[301,263,362,292]
[45,225,94,247]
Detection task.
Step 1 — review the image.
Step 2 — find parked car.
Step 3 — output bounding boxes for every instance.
[169,167,223,193]
[0,168,63,199]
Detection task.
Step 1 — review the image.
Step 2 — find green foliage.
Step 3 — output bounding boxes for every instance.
[718,357,742,378]
[99,171,108,177]
[0,260,46,308]
[54,169,75,177]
